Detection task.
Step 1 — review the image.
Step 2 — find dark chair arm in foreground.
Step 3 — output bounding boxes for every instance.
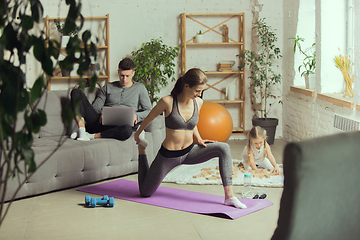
[272,131,360,240]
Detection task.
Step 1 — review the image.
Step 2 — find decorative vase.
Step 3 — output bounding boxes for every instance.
[226,82,236,100]
[304,73,316,89]
[308,74,316,89]
[195,34,204,43]
[344,79,353,98]
[304,74,310,89]
[252,118,278,145]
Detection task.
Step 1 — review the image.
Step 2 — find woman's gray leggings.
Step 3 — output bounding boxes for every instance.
[138,142,233,197]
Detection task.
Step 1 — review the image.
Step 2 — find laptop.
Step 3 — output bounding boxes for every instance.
[102,106,135,126]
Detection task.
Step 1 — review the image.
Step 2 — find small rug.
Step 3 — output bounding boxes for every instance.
[163,159,284,188]
[77,179,273,220]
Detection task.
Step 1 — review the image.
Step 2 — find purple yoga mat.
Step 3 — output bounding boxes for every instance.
[77,179,273,220]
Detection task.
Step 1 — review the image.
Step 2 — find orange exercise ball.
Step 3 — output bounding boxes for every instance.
[197,102,233,142]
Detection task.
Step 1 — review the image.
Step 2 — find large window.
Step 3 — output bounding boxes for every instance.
[320,0,348,93]
[293,0,315,87]
[295,0,354,94]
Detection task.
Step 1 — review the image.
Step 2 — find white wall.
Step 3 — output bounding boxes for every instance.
[25,0,284,135]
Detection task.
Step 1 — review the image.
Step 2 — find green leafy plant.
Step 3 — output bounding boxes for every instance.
[0,0,98,227]
[289,35,316,77]
[131,38,179,103]
[237,18,282,119]
[198,30,203,35]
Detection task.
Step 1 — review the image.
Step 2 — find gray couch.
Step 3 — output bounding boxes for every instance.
[2,89,165,202]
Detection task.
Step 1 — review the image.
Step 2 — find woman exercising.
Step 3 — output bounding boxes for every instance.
[134,68,247,209]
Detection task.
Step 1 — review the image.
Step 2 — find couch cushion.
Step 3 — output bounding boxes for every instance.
[4,136,138,201]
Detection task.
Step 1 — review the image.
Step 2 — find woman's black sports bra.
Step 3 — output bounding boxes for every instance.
[165,96,199,130]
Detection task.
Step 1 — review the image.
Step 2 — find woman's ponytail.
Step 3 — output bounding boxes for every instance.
[171,76,183,96]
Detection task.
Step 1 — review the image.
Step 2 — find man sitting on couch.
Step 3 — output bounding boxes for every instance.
[70,57,152,141]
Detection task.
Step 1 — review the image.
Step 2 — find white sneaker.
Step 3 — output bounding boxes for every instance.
[70,131,91,141]
[70,132,77,139]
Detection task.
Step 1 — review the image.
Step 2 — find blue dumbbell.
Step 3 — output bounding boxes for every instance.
[85,195,114,208]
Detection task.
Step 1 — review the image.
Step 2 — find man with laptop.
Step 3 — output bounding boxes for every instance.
[70,57,152,141]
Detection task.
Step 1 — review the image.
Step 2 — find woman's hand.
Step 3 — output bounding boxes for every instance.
[197,139,217,147]
[134,131,141,145]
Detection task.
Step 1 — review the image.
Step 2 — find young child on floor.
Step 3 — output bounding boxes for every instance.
[241,126,279,174]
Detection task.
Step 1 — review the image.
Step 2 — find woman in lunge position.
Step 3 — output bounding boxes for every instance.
[134,68,247,209]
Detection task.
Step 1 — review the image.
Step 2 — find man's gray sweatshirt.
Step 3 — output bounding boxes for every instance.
[92,81,152,122]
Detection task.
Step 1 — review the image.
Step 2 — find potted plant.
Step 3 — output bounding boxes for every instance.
[196,30,204,43]
[237,18,282,144]
[289,35,316,89]
[131,38,179,104]
[0,0,98,227]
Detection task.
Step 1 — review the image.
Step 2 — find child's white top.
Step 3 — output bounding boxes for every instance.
[241,143,267,165]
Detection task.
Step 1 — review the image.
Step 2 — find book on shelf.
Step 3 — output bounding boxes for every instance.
[217,61,235,72]
[219,63,232,68]
[218,65,233,72]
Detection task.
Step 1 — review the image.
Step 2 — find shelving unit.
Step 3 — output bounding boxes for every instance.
[45,15,110,90]
[180,13,245,132]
